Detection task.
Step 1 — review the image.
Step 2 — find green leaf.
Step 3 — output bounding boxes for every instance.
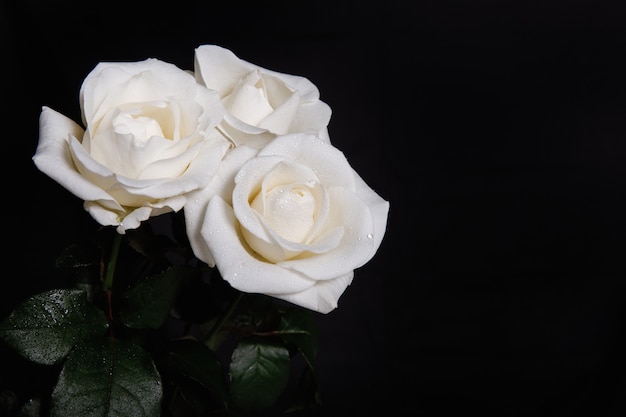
[56,243,102,302]
[55,241,100,268]
[275,309,321,412]
[156,339,229,408]
[51,337,162,417]
[163,374,213,416]
[229,337,290,411]
[0,289,108,365]
[276,308,319,368]
[119,265,195,329]
[126,221,182,264]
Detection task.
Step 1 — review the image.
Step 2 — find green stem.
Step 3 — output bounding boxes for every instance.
[205,292,244,349]
[103,233,123,291]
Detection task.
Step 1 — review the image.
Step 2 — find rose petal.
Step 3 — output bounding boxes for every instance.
[278,187,378,280]
[81,59,204,127]
[257,92,300,135]
[194,45,255,96]
[223,71,274,125]
[257,133,355,189]
[34,107,119,206]
[202,197,315,293]
[184,145,259,266]
[266,272,354,314]
[352,171,391,260]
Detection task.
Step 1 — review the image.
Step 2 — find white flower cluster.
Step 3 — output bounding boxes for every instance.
[34,45,389,313]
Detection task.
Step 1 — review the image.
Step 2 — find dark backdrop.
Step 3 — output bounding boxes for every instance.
[384,2,626,416]
[4,1,626,416]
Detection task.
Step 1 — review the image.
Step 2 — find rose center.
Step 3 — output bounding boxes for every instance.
[112,102,171,141]
[252,184,316,242]
[223,70,273,126]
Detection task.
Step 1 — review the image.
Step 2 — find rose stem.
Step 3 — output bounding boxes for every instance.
[102,232,122,322]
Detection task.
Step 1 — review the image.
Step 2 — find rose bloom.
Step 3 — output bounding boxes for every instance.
[193,44,332,149]
[34,58,230,234]
[184,133,389,313]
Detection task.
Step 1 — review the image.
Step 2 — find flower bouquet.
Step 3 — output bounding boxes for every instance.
[0,44,389,416]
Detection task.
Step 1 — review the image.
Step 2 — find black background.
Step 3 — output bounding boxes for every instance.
[3,1,626,416]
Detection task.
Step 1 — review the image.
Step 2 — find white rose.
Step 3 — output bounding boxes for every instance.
[33,58,230,234]
[193,44,332,149]
[184,133,389,313]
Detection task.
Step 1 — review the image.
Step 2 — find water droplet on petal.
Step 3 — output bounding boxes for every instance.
[367,233,373,239]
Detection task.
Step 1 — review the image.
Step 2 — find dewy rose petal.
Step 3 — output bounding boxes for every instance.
[33,58,230,234]
[185,133,390,314]
[193,44,332,149]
